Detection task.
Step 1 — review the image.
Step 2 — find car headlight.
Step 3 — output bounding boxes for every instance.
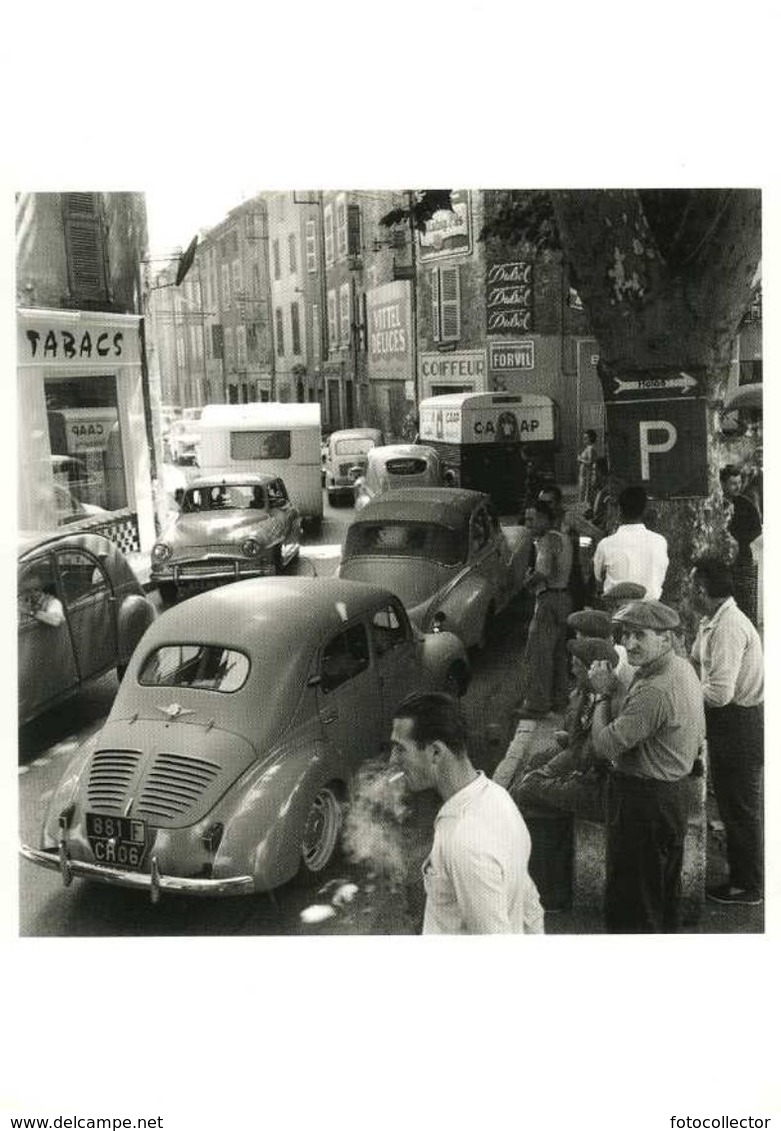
[242,538,263,557]
[152,542,172,563]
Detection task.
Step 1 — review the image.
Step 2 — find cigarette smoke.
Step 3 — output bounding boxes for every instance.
[342,760,411,890]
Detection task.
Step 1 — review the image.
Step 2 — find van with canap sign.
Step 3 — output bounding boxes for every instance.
[197,403,323,526]
[418,391,558,515]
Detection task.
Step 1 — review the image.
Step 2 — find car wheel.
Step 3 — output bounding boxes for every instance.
[444,661,467,699]
[327,490,339,507]
[272,546,284,575]
[300,785,343,874]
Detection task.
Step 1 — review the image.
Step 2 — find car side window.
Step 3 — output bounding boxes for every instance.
[320,623,370,693]
[471,509,490,552]
[371,602,408,656]
[267,479,288,508]
[56,549,109,606]
[18,556,57,623]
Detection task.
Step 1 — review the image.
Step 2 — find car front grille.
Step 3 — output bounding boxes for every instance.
[87,750,142,812]
[135,752,222,820]
[177,560,237,577]
[172,542,241,560]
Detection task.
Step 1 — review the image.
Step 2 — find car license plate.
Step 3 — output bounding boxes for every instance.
[86,813,147,870]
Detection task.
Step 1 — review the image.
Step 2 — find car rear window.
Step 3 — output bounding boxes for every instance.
[139,645,250,692]
[385,458,428,475]
[344,522,467,565]
[335,438,376,456]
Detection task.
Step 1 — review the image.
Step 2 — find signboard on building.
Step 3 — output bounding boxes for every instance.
[598,362,709,498]
[366,281,412,381]
[419,350,487,393]
[18,311,141,367]
[489,339,535,374]
[485,260,534,333]
[418,190,472,261]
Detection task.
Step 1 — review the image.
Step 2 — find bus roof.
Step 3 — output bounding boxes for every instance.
[419,391,554,410]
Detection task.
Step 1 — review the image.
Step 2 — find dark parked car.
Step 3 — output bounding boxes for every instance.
[18,529,156,725]
[21,577,470,899]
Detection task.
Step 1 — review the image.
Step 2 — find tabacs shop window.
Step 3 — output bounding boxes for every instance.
[45,375,128,519]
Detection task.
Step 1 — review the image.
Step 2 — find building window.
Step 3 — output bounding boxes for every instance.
[273,239,281,280]
[431,265,461,343]
[339,283,351,347]
[224,327,235,369]
[211,324,224,359]
[347,204,361,256]
[232,259,242,295]
[275,307,285,357]
[176,334,186,369]
[312,303,320,362]
[324,205,335,267]
[288,233,297,274]
[336,194,347,259]
[61,193,109,304]
[221,264,231,307]
[291,302,302,355]
[252,263,261,297]
[306,219,317,273]
[236,325,247,369]
[327,289,337,348]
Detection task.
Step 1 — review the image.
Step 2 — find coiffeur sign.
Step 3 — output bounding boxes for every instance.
[366,282,412,381]
[598,362,709,498]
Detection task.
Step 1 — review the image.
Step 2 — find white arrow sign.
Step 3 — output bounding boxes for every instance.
[614,372,698,395]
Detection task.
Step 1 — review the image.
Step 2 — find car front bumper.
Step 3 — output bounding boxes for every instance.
[20,844,255,900]
[152,557,276,583]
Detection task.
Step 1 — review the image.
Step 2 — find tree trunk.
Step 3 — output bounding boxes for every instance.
[549,190,761,618]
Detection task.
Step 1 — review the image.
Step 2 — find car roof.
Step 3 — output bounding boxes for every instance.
[350,487,488,526]
[18,528,115,559]
[330,428,383,440]
[142,577,399,649]
[368,444,438,462]
[187,472,277,488]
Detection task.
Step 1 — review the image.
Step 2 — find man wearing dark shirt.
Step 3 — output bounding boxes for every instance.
[588,600,705,933]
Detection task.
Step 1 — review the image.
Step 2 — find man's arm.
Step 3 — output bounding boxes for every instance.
[450,840,513,934]
[589,666,667,764]
[699,622,743,707]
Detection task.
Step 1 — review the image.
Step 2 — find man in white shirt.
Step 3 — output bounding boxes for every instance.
[593,485,668,600]
[390,692,544,934]
[690,555,764,905]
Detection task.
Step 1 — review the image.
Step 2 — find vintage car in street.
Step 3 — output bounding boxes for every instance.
[150,472,302,602]
[18,529,156,725]
[338,488,533,650]
[353,443,444,511]
[165,416,201,466]
[20,577,470,899]
[323,428,383,505]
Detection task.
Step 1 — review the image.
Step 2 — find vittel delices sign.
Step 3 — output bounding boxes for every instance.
[366,282,412,381]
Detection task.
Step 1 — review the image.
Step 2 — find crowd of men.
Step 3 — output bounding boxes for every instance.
[388,464,764,936]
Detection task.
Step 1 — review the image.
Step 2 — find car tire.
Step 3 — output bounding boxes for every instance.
[299,784,344,875]
[444,661,467,699]
[327,490,339,507]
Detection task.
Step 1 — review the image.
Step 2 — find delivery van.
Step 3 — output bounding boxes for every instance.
[418,391,559,514]
[197,403,323,524]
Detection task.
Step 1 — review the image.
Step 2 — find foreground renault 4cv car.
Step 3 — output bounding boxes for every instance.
[339,488,533,650]
[353,444,443,511]
[21,577,470,899]
[323,428,383,505]
[18,529,156,725]
[150,472,301,602]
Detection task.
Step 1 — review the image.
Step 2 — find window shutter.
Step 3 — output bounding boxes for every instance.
[431,269,440,342]
[212,324,224,359]
[347,205,361,256]
[62,193,108,301]
[306,220,318,273]
[439,266,461,342]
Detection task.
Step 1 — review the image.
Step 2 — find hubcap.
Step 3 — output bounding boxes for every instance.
[301,788,341,872]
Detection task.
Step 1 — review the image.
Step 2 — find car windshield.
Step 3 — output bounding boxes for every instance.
[335,437,376,455]
[138,645,250,692]
[344,521,467,565]
[181,484,266,513]
[385,458,429,476]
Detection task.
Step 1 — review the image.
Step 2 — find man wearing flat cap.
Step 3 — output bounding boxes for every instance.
[568,606,635,694]
[588,600,705,933]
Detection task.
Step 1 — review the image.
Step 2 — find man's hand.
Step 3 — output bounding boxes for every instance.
[588,659,618,696]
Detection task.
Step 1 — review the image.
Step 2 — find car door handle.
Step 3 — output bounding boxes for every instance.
[321,709,339,724]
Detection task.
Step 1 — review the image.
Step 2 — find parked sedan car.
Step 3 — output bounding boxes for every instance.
[353,443,443,511]
[21,577,470,899]
[18,530,156,725]
[339,488,533,650]
[324,428,383,505]
[150,473,302,602]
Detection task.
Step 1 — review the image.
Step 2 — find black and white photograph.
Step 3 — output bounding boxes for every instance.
[3,4,779,1131]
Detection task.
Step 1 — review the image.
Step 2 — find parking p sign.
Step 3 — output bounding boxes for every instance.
[598,363,709,498]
